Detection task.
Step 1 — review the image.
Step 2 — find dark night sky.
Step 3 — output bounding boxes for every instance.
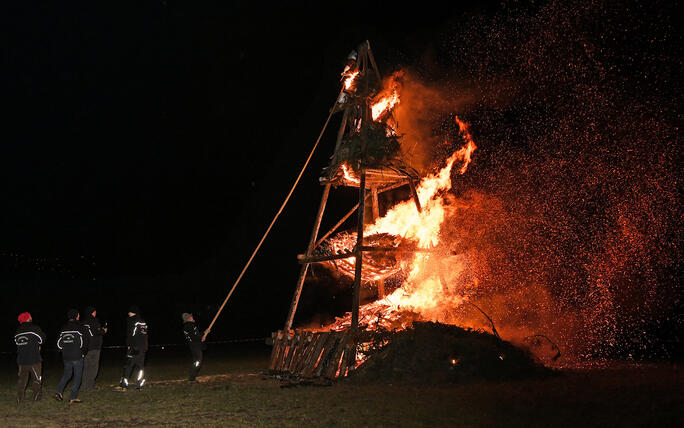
[1,1,680,353]
[1,1,502,348]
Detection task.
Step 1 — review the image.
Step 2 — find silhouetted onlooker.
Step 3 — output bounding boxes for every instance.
[14,312,46,404]
[54,309,88,405]
[182,313,206,381]
[82,306,107,391]
[115,305,148,391]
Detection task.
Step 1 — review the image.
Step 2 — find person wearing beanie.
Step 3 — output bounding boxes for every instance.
[82,306,107,391]
[55,309,89,404]
[115,306,148,391]
[14,312,46,404]
[182,313,206,382]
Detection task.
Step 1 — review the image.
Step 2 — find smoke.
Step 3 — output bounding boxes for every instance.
[392,70,477,173]
[386,0,680,361]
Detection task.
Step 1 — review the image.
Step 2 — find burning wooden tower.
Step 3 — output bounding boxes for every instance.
[270,41,422,379]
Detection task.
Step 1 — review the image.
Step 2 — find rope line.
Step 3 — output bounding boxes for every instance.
[202,91,343,341]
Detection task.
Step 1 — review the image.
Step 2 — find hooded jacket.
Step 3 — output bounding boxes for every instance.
[57,319,89,361]
[14,322,46,365]
[83,314,105,351]
[126,314,148,352]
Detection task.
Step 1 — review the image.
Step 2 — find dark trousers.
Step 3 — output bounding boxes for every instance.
[189,345,203,381]
[121,349,146,388]
[82,349,101,391]
[56,359,83,400]
[17,363,42,401]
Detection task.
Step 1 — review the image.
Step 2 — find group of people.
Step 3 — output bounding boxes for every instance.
[14,306,206,405]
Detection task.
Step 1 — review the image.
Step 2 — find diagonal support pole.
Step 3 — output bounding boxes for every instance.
[284,183,331,331]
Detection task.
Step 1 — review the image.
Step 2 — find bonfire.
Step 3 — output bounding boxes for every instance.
[268,41,549,383]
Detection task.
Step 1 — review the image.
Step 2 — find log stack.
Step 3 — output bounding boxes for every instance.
[269,329,358,380]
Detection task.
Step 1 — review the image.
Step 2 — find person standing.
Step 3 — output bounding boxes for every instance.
[116,306,148,391]
[14,312,46,404]
[82,306,107,391]
[182,313,206,382]
[54,309,88,404]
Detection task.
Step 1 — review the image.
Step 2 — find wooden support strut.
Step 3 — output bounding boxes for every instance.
[351,171,366,336]
[365,40,382,84]
[371,186,385,299]
[284,183,331,331]
[408,179,422,213]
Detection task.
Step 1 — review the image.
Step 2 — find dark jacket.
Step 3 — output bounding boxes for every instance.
[57,319,89,361]
[183,321,203,348]
[15,322,46,366]
[126,314,148,352]
[83,315,105,351]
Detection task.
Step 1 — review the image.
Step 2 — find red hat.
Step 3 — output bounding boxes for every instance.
[18,312,31,323]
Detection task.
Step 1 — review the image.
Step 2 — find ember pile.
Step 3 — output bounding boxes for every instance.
[352,322,552,383]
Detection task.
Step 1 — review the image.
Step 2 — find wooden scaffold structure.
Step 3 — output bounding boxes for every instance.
[269,41,422,380]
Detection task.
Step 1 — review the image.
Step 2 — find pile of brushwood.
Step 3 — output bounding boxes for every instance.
[352,322,553,383]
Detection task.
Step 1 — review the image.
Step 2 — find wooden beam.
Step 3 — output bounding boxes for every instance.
[366,40,382,84]
[329,107,350,176]
[297,251,355,264]
[371,186,379,219]
[351,171,366,335]
[408,179,422,213]
[284,183,331,331]
[371,186,385,299]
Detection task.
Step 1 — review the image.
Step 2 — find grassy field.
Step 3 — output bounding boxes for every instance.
[0,343,681,427]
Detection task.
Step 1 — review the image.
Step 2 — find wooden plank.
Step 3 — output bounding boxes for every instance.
[340,334,358,378]
[338,341,356,378]
[292,331,314,373]
[313,332,340,378]
[324,330,351,379]
[301,332,329,377]
[268,330,282,371]
[271,331,288,371]
[283,333,301,372]
[277,332,295,371]
[351,172,366,335]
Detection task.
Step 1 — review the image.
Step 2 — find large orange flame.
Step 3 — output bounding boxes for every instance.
[371,72,403,121]
[343,71,359,90]
[340,162,361,185]
[323,116,478,329]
